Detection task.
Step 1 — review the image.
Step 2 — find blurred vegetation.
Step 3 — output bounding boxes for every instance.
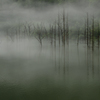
[12,0,100,5]
[10,0,100,8]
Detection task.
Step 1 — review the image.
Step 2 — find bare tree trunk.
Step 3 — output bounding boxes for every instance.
[57,13,61,74]
[87,42,89,81]
[87,13,89,47]
[66,13,69,76]
[54,22,56,71]
[62,8,66,46]
[89,27,92,45]
[97,22,100,77]
[62,9,66,78]
[84,19,88,78]
[86,13,89,81]
[51,25,54,60]
[77,28,80,68]
[92,16,95,79]
[77,28,79,47]
[66,13,69,45]
[84,19,87,44]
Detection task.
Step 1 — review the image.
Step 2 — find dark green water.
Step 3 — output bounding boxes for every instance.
[0,39,100,100]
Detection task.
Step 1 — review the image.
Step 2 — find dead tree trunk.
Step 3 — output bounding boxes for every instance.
[92,16,95,79]
[87,13,89,47]
[54,22,57,71]
[62,9,66,77]
[97,22,100,76]
[57,13,61,74]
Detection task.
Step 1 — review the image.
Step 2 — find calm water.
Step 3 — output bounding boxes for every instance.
[0,38,100,100]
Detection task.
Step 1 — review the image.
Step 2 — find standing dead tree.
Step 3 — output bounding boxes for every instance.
[84,19,87,44]
[62,8,66,77]
[97,21,100,76]
[86,13,89,80]
[54,22,57,50]
[77,28,80,47]
[49,24,53,46]
[91,15,95,79]
[33,24,46,47]
[66,13,69,46]
[57,13,61,74]
[62,9,66,46]
[53,22,57,71]
[86,13,89,47]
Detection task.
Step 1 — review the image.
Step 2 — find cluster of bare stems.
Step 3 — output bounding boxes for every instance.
[5,12,100,49]
[5,11,100,79]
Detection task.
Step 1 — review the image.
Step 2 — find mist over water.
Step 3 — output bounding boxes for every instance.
[0,0,100,100]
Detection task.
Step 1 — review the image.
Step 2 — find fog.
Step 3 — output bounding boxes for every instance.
[0,0,100,100]
[0,37,99,84]
[0,0,100,84]
[0,0,100,32]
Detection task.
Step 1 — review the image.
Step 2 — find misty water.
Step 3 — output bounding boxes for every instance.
[0,0,100,100]
[0,37,100,100]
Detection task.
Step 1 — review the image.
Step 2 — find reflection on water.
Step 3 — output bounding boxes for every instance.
[0,38,100,100]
